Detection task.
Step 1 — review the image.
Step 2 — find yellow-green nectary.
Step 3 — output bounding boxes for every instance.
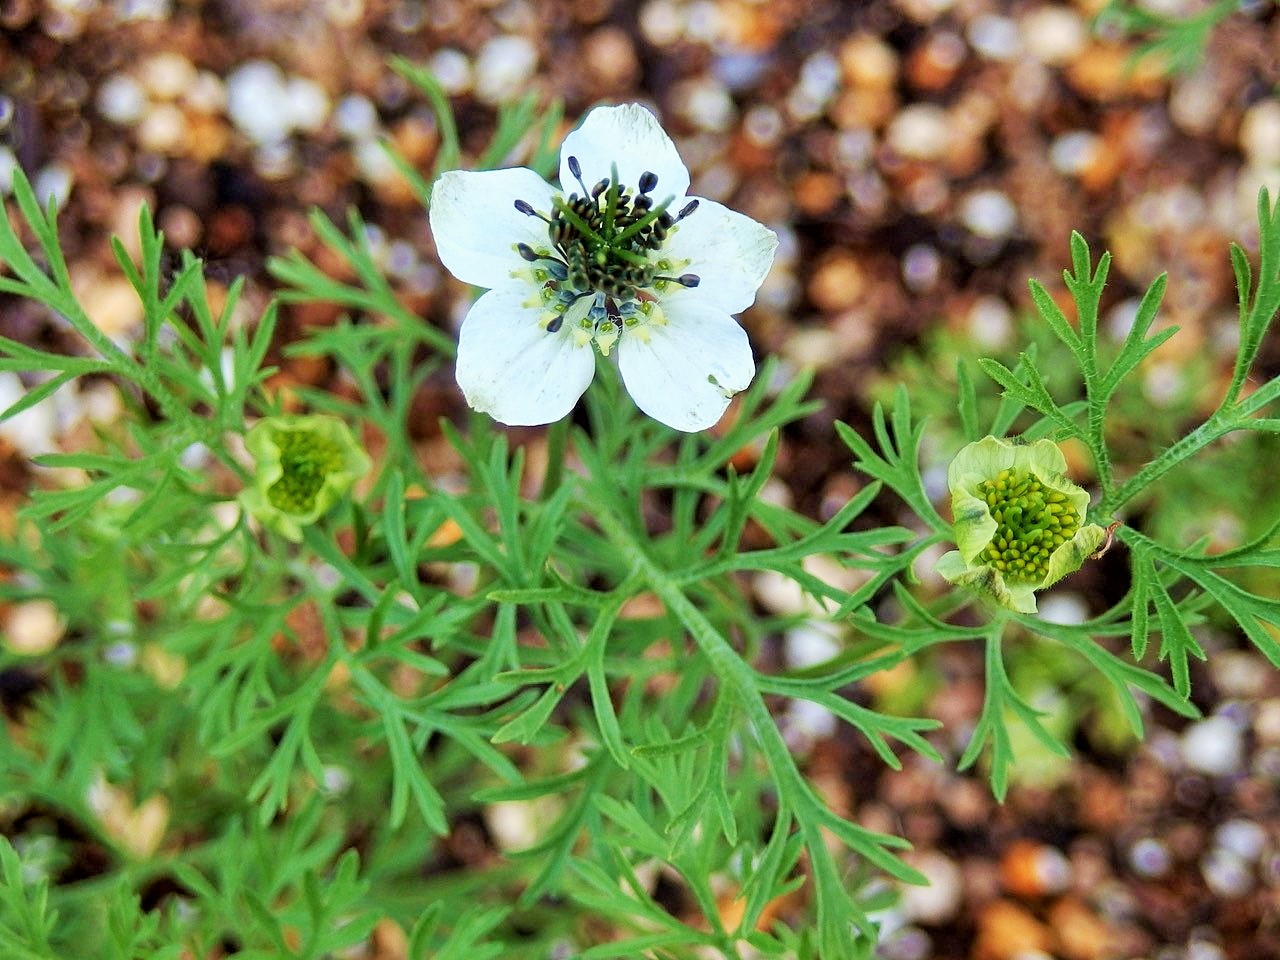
[935,436,1105,614]
[239,415,372,542]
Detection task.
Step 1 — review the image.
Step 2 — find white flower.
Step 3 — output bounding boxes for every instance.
[429,103,778,432]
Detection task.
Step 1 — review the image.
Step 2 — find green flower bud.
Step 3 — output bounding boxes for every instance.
[935,436,1105,614]
[239,415,372,541]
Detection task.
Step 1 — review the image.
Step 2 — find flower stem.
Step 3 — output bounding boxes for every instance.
[540,418,568,501]
[594,507,810,800]
[1098,411,1235,516]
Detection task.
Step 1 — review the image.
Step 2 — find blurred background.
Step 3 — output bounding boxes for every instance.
[2,0,1279,957]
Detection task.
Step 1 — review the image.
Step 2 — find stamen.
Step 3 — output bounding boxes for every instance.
[638,171,658,195]
[675,199,699,222]
[567,155,590,196]
[654,273,700,287]
[514,199,552,223]
[516,243,568,278]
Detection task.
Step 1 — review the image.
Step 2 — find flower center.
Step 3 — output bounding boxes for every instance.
[267,430,345,513]
[512,158,701,353]
[976,468,1080,583]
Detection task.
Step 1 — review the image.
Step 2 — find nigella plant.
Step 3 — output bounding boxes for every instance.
[428,103,779,431]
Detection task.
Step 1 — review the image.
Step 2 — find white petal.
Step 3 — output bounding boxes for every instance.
[558,103,690,201]
[618,299,754,432]
[662,197,778,314]
[456,287,596,426]
[429,168,558,289]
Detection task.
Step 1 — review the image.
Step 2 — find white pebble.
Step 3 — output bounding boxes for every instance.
[1255,699,1280,743]
[1201,848,1253,897]
[901,243,941,292]
[1214,819,1267,861]
[354,138,396,183]
[103,641,139,666]
[1106,297,1141,341]
[967,14,1021,61]
[1032,846,1073,893]
[0,372,60,454]
[1036,593,1088,626]
[321,765,352,795]
[226,61,290,144]
[136,103,187,154]
[183,71,226,113]
[325,0,363,26]
[744,105,784,147]
[638,0,685,45]
[1129,837,1172,877]
[474,35,538,105]
[675,77,735,132]
[1143,362,1185,408]
[799,51,842,104]
[784,621,841,669]
[34,163,73,210]
[334,94,379,140]
[1181,715,1244,777]
[1186,943,1225,960]
[485,798,556,851]
[384,240,419,279]
[117,0,170,19]
[835,128,875,169]
[684,0,721,43]
[961,189,1017,238]
[5,600,65,655]
[1211,651,1269,699]
[254,141,296,181]
[1239,100,1280,166]
[97,73,148,125]
[887,105,951,161]
[428,48,472,96]
[786,697,838,744]
[1050,130,1100,176]
[141,52,196,100]
[899,852,962,924]
[284,76,330,133]
[1020,7,1087,65]
[1170,72,1220,136]
[968,295,1013,348]
[0,147,16,193]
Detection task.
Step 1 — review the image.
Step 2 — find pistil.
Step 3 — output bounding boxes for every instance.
[511,161,702,349]
[976,468,1080,582]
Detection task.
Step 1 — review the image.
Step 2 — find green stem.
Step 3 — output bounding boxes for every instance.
[540,419,568,501]
[595,508,810,801]
[1098,411,1236,516]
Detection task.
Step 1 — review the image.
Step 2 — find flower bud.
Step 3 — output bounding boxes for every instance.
[239,415,372,541]
[935,436,1105,613]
